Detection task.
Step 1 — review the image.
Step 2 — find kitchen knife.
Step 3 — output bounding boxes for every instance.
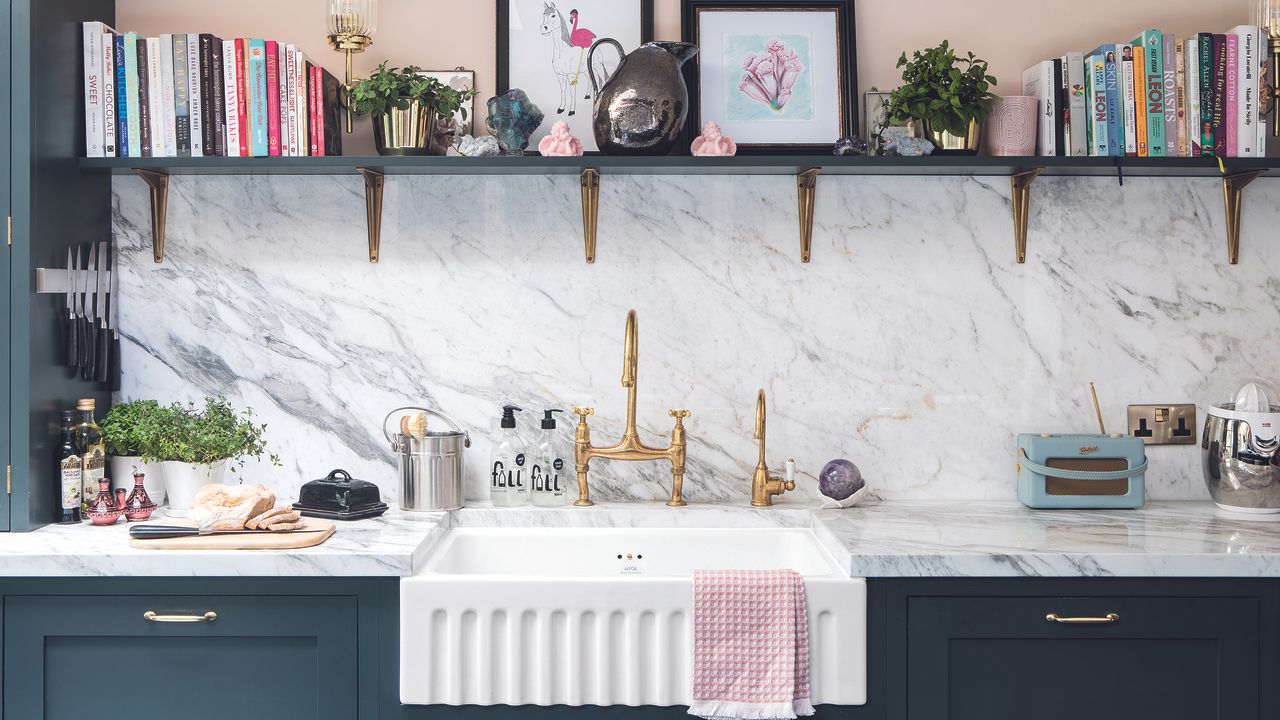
[109,240,121,392]
[65,247,78,368]
[76,245,91,372]
[95,241,111,383]
[129,525,329,540]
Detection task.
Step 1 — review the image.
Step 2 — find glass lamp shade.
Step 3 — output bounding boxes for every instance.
[1254,0,1280,37]
[327,0,377,38]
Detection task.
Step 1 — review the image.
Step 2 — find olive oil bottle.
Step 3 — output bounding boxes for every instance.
[56,411,82,523]
[73,399,105,514]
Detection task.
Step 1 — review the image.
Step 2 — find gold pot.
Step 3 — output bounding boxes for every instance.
[921,118,982,155]
[371,99,438,156]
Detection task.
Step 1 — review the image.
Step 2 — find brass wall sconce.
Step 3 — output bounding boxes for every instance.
[326,0,378,134]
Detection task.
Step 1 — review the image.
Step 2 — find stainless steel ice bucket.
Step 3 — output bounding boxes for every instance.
[383,407,470,512]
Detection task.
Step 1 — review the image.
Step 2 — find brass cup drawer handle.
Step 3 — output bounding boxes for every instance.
[143,610,218,623]
[1045,612,1119,624]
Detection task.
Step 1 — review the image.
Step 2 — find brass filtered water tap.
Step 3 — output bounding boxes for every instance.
[751,389,796,507]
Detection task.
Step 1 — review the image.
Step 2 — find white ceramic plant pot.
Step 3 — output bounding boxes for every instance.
[162,461,227,518]
[110,456,167,505]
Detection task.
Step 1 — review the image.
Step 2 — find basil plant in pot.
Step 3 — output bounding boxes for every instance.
[101,399,170,504]
[143,397,280,517]
[352,62,477,156]
[884,41,997,154]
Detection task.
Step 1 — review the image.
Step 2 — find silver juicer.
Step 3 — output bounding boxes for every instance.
[1203,377,1280,513]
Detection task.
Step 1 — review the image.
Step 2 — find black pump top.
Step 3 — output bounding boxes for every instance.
[541,409,565,429]
[501,405,523,429]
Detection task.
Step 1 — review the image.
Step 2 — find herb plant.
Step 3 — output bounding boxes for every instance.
[101,399,166,457]
[884,41,997,137]
[143,397,281,472]
[350,62,476,120]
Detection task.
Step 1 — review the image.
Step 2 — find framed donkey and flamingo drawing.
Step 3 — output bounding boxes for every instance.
[498,0,655,153]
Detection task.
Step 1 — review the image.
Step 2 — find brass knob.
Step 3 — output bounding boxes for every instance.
[573,407,595,417]
[784,480,796,491]
[669,409,691,419]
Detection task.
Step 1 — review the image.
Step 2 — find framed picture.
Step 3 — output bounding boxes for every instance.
[498,0,655,153]
[863,89,915,155]
[681,0,856,154]
[418,68,477,136]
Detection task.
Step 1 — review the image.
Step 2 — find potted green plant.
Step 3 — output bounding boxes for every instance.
[101,399,170,504]
[351,62,477,156]
[144,397,280,517]
[883,41,997,154]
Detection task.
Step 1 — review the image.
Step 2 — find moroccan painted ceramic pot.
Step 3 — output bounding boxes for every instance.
[985,96,1038,156]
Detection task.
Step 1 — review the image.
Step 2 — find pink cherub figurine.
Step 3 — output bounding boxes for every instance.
[690,122,737,156]
[537,121,584,157]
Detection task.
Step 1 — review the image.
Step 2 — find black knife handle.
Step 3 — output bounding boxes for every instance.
[110,333,121,392]
[95,324,110,383]
[81,317,96,381]
[66,312,78,368]
[77,316,91,374]
[129,525,202,539]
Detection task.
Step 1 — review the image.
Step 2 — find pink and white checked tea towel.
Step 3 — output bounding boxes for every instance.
[688,569,814,720]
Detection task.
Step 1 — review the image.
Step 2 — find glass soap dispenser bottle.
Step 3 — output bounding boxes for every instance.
[489,405,529,507]
[531,409,568,507]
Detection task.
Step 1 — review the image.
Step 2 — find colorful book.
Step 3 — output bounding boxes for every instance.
[82,22,106,157]
[1259,34,1270,157]
[1212,33,1227,156]
[136,38,151,157]
[1226,35,1239,157]
[277,43,289,156]
[171,35,190,156]
[1132,30,1165,156]
[114,33,129,157]
[265,40,282,156]
[1121,46,1138,156]
[146,37,163,157]
[1086,54,1109,156]
[310,64,321,156]
[222,40,241,157]
[236,39,250,157]
[158,33,177,156]
[248,39,269,156]
[1174,39,1187,156]
[1063,52,1086,156]
[285,46,297,156]
[1231,25,1261,157]
[198,34,217,155]
[187,34,203,157]
[1132,44,1148,156]
[296,52,310,156]
[1186,35,1201,156]
[1022,61,1058,156]
[1199,32,1215,155]
[1161,33,1177,156]
[1088,45,1122,155]
[124,33,140,158]
[210,38,226,156]
[319,66,343,156]
[102,30,117,157]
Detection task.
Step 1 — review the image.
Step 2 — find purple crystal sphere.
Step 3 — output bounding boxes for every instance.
[819,459,863,501]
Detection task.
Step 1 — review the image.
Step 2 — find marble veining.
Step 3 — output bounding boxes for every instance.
[110,174,1280,504]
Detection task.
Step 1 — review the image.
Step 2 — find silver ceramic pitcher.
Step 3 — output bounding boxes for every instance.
[586,40,698,155]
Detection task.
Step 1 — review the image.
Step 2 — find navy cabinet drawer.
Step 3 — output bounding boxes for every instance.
[907,595,1260,720]
[4,595,358,720]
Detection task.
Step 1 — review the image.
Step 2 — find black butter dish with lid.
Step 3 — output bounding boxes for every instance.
[293,469,388,520]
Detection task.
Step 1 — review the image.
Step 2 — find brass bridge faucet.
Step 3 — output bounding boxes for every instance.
[572,310,690,507]
[751,389,796,507]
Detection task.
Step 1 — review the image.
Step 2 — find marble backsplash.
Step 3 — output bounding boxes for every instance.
[110,172,1280,505]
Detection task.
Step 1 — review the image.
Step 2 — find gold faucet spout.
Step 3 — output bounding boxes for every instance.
[622,310,637,388]
[751,388,796,508]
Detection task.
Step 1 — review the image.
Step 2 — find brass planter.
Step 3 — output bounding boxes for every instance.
[371,100,438,156]
[921,118,982,155]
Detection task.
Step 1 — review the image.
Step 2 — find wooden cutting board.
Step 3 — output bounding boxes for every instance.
[129,517,336,550]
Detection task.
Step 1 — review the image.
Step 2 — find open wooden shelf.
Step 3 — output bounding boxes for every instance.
[80,154,1277,265]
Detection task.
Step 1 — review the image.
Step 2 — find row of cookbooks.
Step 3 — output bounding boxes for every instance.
[1023,26,1270,158]
[81,21,343,158]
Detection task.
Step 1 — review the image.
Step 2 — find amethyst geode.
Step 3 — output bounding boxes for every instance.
[819,459,863,501]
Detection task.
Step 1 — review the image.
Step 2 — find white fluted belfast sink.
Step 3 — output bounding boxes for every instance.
[400,527,866,707]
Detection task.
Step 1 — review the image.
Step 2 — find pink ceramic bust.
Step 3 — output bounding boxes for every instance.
[690,122,737,156]
[537,121,584,157]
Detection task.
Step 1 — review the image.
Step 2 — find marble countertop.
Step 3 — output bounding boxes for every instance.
[4,500,1280,578]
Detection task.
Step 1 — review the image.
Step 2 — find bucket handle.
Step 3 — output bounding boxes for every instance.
[382,406,472,448]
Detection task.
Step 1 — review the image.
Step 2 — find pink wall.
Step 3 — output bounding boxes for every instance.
[118,0,1247,154]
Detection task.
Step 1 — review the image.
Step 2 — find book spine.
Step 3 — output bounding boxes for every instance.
[124,34,140,158]
[1161,33,1177,156]
[1199,32,1215,154]
[1052,59,1066,155]
[1226,35,1239,157]
[82,22,105,157]
[1132,44,1148,156]
[172,34,190,157]
[1186,36,1200,156]
[1213,34,1228,156]
[1065,52,1086,156]
[102,31,117,157]
[310,64,322,156]
[1121,51,1138,156]
[1022,62,1056,156]
[249,40,269,156]
[1260,35,1270,156]
[236,39,249,158]
[136,38,151,157]
[265,40,282,156]
[1138,31,1166,156]
[210,37,226,156]
[1232,26,1259,158]
[158,34,176,157]
[222,41,240,157]
[198,34,216,155]
[146,37,163,157]
[297,54,310,156]
[1103,47,1122,156]
[285,46,298,156]
[187,35,203,157]
[1088,55,1108,156]
[1174,39,1187,157]
[114,34,129,157]
[321,69,342,156]
[278,44,290,156]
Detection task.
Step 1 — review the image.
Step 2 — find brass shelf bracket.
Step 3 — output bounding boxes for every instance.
[133,169,169,263]
[797,167,820,262]
[1010,167,1044,264]
[356,167,385,263]
[581,167,600,263]
[1222,169,1265,265]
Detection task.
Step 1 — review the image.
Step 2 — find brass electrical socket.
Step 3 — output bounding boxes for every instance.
[1127,404,1197,445]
